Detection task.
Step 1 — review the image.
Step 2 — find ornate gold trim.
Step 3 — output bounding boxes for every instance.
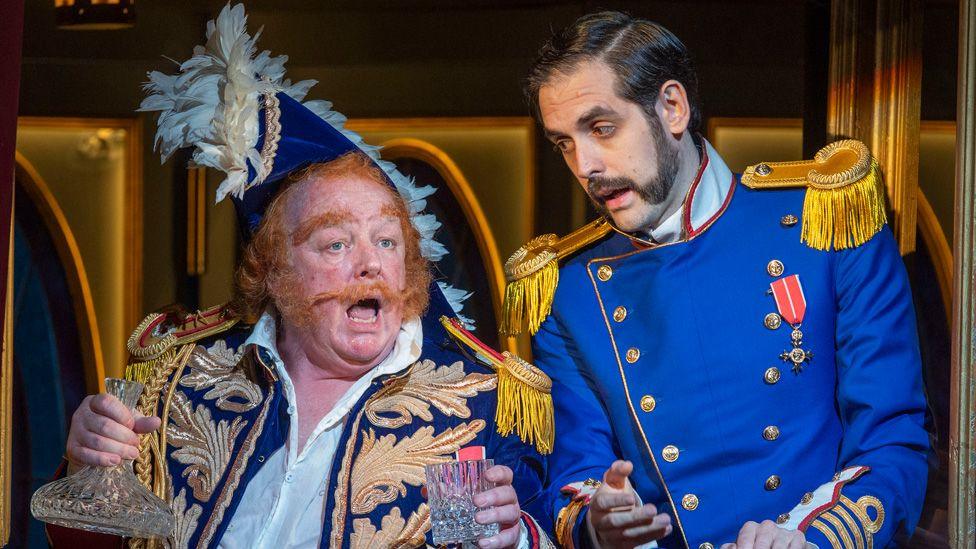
[811,517,846,549]
[14,151,106,392]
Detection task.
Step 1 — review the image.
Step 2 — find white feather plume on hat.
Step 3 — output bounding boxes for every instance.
[139,2,472,322]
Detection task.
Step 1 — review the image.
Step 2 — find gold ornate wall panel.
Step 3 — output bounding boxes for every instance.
[828,0,923,256]
[15,117,143,380]
[14,153,106,392]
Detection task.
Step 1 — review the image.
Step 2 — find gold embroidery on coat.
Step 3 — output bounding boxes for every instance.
[350,421,485,515]
[167,391,247,501]
[330,411,365,547]
[349,504,431,549]
[170,488,202,549]
[197,382,275,547]
[365,360,496,429]
[179,344,262,413]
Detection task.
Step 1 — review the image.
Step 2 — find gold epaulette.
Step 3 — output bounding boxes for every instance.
[124,303,239,382]
[440,316,553,454]
[500,217,612,336]
[741,139,888,251]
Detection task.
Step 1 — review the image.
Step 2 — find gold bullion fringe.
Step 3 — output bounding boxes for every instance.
[801,160,887,251]
[495,352,554,455]
[499,260,558,336]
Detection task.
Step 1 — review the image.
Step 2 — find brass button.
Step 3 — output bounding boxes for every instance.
[763,426,780,441]
[640,395,656,412]
[662,445,679,463]
[625,347,641,363]
[613,306,627,322]
[764,312,782,330]
[767,259,785,277]
[597,265,613,281]
[700,544,715,549]
[781,214,798,227]
[681,493,699,511]
[801,492,814,505]
[765,475,781,491]
[755,163,772,176]
[776,513,790,524]
[764,367,781,384]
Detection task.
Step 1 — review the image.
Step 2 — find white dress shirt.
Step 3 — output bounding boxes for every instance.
[218,313,423,549]
[217,313,532,548]
[645,139,734,245]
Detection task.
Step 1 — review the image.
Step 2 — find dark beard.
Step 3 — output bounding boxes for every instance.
[586,111,681,219]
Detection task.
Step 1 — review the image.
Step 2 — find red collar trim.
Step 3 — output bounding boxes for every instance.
[681,144,711,236]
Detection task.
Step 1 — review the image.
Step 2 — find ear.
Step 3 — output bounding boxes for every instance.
[656,80,691,135]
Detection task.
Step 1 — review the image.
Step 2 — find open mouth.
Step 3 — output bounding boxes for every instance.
[347,298,380,324]
[596,187,630,203]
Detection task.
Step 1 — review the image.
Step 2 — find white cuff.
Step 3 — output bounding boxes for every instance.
[780,465,870,531]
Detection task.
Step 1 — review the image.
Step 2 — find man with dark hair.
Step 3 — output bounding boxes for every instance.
[510,11,928,549]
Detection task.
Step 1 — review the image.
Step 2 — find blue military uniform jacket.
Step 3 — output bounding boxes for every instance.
[529,145,929,549]
[124,305,551,549]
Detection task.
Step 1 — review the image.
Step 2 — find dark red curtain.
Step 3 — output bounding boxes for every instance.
[0,0,23,307]
[0,0,23,546]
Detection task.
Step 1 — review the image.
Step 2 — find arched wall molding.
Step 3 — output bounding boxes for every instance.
[14,152,105,393]
[379,137,516,355]
[917,190,953,327]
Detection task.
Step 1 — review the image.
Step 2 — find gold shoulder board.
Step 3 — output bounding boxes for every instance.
[125,303,239,381]
[441,316,553,454]
[500,217,612,336]
[741,139,887,251]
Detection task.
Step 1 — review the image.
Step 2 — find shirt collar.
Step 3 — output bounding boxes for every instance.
[243,309,424,381]
[644,138,734,245]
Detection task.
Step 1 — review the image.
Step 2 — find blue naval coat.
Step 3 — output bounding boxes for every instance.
[121,303,550,549]
[530,159,929,548]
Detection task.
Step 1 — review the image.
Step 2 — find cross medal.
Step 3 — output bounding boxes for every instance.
[770,274,813,373]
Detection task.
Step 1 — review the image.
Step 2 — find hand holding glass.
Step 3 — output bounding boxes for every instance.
[425,458,501,546]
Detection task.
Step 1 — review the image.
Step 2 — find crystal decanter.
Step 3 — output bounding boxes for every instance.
[31,378,175,539]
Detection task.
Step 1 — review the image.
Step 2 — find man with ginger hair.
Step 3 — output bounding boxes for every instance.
[48,5,553,548]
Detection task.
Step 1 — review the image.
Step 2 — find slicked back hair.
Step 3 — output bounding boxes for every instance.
[525,11,701,131]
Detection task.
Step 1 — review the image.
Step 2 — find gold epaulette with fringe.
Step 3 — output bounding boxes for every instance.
[500,217,612,336]
[124,303,239,383]
[440,316,553,455]
[741,139,887,251]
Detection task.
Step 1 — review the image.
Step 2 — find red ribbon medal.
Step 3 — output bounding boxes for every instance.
[770,274,813,373]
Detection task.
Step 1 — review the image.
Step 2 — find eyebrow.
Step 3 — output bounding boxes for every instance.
[543,105,621,141]
[291,210,354,245]
[379,204,404,221]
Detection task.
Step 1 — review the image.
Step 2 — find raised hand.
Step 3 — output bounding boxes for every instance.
[588,460,672,548]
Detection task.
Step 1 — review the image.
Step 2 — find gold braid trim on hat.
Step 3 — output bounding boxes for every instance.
[500,217,612,336]
[741,139,887,251]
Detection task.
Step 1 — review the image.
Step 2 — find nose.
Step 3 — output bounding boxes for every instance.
[573,141,604,181]
[355,244,382,279]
